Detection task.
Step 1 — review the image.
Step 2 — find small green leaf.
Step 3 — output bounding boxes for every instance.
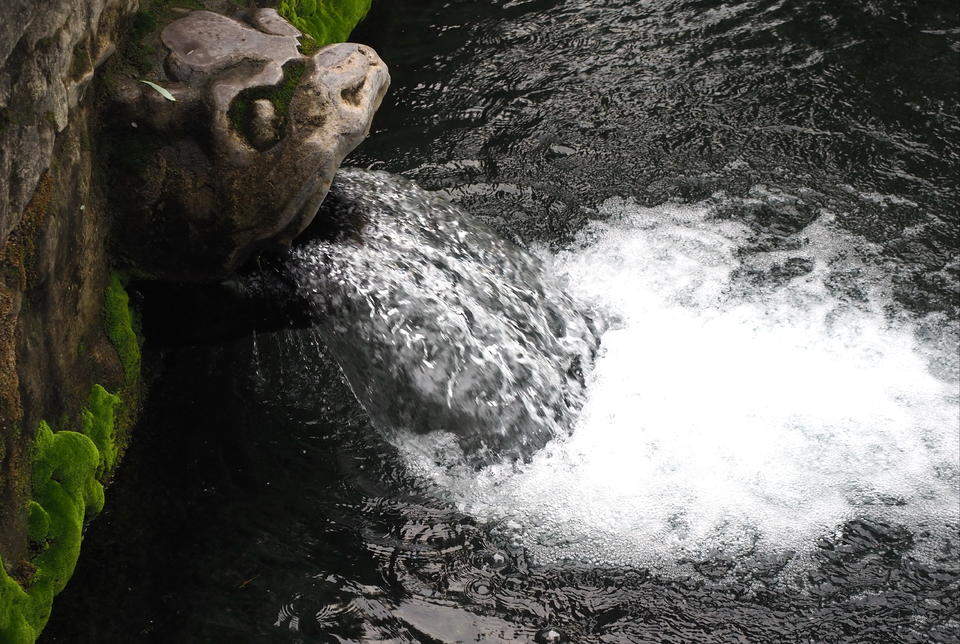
[140,80,177,102]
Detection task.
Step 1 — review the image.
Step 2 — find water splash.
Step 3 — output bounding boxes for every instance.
[400,190,959,567]
[286,173,957,568]
[289,170,602,463]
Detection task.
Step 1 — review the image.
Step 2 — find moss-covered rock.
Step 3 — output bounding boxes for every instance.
[228,59,307,150]
[0,422,105,642]
[111,9,388,280]
[103,273,141,387]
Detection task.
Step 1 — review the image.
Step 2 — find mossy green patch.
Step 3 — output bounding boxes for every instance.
[104,273,141,387]
[25,503,49,545]
[80,385,121,476]
[99,272,143,466]
[0,271,142,641]
[228,60,306,148]
[0,422,105,643]
[278,0,372,51]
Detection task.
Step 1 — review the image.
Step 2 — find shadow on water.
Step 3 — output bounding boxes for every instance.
[46,0,959,641]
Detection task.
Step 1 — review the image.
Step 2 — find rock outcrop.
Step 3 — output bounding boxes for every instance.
[108,9,389,280]
[0,0,142,639]
[0,0,138,244]
[1,0,138,575]
[0,1,383,639]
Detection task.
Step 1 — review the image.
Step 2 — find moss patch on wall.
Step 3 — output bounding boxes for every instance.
[278,0,372,51]
[102,272,143,466]
[80,386,121,476]
[103,273,141,387]
[0,422,105,643]
[0,272,140,642]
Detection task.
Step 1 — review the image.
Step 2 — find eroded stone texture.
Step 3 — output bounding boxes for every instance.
[111,10,390,280]
[0,0,136,245]
[0,0,136,575]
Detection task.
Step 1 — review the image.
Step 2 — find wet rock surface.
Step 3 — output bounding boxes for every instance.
[110,10,389,280]
[0,0,137,243]
[0,0,137,571]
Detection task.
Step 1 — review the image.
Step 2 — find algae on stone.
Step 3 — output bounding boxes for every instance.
[0,423,105,643]
[278,0,372,50]
[103,272,141,387]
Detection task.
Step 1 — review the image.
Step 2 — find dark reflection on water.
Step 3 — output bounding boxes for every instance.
[46,0,958,641]
[42,331,960,642]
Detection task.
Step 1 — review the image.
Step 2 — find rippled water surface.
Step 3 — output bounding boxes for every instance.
[47,1,959,642]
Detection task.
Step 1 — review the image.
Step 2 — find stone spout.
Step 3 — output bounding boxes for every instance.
[109,9,389,281]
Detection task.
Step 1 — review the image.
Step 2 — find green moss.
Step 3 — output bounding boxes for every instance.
[25,503,49,545]
[100,272,143,465]
[80,385,121,476]
[103,272,141,387]
[0,422,105,642]
[0,275,143,641]
[0,380,121,641]
[0,280,137,641]
[278,0,372,51]
[228,60,306,147]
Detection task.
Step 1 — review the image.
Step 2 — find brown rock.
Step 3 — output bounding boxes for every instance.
[110,10,390,281]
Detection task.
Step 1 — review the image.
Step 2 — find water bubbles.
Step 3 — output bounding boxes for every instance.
[475,548,510,571]
[285,170,957,573]
[534,626,568,643]
[410,189,959,569]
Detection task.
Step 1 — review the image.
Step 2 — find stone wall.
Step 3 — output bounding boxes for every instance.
[0,1,380,638]
[0,1,146,639]
[0,0,138,575]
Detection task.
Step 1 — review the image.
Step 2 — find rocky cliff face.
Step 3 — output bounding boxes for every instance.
[1,0,139,586]
[0,0,382,639]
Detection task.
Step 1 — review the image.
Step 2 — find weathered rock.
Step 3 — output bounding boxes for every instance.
[109,10,390,281]
[0,0,137,247]
[0,0,138,589]
[250,99,279,148]
[250,7,303,38]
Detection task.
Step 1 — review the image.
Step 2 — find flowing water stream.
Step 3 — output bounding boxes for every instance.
[47,0,959,641]
[289,169,602,465]
[293,170,958,572]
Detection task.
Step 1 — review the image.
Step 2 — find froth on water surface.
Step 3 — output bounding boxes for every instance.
[401,187,960,569]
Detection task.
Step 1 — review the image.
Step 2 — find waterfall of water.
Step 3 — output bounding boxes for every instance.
[404,190,960,566]
[288,169,603,464]
[284,172,957,567]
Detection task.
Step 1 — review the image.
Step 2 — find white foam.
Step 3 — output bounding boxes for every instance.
[401,194,960,567]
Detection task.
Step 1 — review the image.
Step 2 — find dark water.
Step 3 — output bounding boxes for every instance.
[46,1,959,642]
